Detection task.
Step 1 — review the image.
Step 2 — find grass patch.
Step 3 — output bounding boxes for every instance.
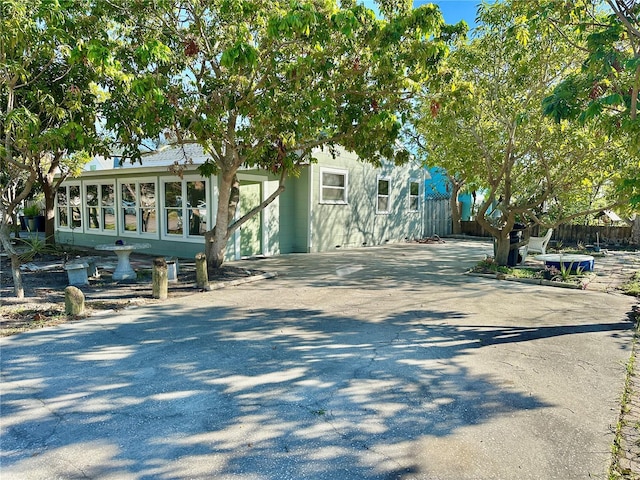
[471,257,591,285]
[621,273,640,297]
[609,310,640,479]
[509,267,540,278]
[471,258,512,275]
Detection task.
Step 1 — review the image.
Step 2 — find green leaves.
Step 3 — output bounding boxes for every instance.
[220,42,259,70]
[101,0,455,173]
[414,0,635,256]
[134,40,172,65]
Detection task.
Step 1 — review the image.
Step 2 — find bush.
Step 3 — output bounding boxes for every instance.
[23,204,40,217]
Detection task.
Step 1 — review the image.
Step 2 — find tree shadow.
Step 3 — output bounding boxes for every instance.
[2,298,633,479]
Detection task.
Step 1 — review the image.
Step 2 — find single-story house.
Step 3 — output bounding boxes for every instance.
[55,144,427,260]
[596,209,626,225]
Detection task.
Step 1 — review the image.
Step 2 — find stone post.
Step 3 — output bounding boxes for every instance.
[195,252,208,288]
[65,286,85,315]
[152,257,168,300]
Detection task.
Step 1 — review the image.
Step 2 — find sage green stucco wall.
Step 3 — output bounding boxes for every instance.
[307,150,424,253]
[278,168,311,254]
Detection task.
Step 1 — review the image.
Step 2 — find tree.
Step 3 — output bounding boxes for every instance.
[1,0,108,297]
[515,0,639,124]
[408,98,483,235]
[99,0,465,273]
[514,0,640,206]
[414,0,633,265]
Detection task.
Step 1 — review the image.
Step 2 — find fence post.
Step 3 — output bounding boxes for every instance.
[152,257,168,300]
[65,286,85,315]
[195,252,208,288]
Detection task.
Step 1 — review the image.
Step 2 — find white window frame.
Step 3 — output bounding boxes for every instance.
[160,176,210,242]
[118,178,159,238]
[408,179,421,212]
[55,182,82,231]
[319,167,348,204]
[84,181,117,235]
[376,176,391,214]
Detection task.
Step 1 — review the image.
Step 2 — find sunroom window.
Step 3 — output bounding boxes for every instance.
[163,179,208,238]
[56,184,82,229]
[121,181,157,235]
[85,183,116,232]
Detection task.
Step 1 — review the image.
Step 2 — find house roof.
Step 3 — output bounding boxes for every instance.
[83,142,424,174]
[597,209,623,222]
[122,143,211,169]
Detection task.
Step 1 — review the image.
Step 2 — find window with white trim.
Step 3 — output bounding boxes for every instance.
[163,178,208,238]
[56,184,82,229]
[409,180,420,211]
[320,168,348,204]
[120,181,158,235]
[85,183,116,232]
[377,177,390,214]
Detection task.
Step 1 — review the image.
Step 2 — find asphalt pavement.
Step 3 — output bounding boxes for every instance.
[1,239,638,479]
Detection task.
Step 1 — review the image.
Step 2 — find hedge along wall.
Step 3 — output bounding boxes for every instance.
[460,221,633,246]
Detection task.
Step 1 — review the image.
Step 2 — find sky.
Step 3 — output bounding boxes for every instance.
[362,1,480,27]
[415,0,479,26]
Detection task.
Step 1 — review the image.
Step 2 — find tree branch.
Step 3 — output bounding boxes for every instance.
[227,169,287,236]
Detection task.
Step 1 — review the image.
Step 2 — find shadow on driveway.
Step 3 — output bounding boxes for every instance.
[1,240,637,479]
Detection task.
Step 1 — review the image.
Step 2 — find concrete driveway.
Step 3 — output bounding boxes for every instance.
[1,239,637,479]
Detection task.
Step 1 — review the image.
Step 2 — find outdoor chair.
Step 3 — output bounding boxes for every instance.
[528,228,553,255]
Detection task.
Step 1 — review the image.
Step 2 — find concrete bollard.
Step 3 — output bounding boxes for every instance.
[166,257,178,282]
[65,286,85,315]
[195,252,208,288]
[152,257,168,300]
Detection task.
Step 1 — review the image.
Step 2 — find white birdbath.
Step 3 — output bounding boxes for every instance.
[95,243,151,281]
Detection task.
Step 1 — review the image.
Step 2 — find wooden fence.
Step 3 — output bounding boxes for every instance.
[460,221,633,246]
[424,198,452,237]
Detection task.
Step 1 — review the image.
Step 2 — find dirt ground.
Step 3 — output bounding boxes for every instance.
[0,249,263,336]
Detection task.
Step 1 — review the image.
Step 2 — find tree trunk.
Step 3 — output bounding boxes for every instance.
[474,196,514,267]
[203,168,287,275]
[38,156,65,247]
[42,180,56,246]
[11,211,20,239]
[450,185,462,235]
[0,220,24,298]
[10,252,24,299]
[494,232,511,266]
[205,171,239,273]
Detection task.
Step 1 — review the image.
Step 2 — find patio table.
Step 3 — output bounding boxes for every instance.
[95,243,151,281]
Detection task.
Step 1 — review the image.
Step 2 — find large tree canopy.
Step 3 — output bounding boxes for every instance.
[97,0,465,271]
[0,0,107,297]
[414,0,633,265]
[513,0,640,205]
[516,0,640,126]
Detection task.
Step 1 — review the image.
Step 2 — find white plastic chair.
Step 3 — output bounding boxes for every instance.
[528,228,553,255]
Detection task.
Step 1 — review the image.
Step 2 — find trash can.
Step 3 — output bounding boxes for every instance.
[507,223,526,266]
